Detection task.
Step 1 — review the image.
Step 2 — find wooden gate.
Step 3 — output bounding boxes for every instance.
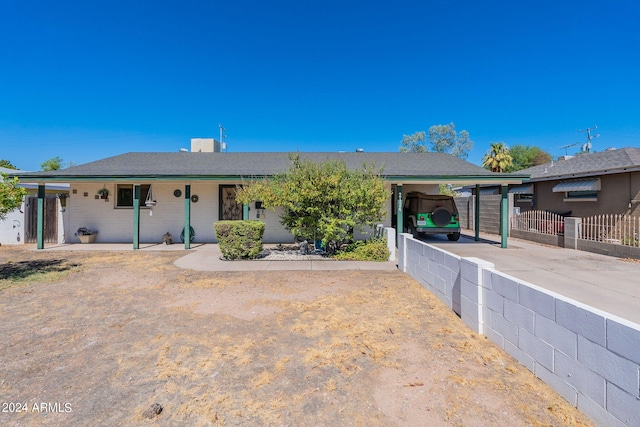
[219,185,243,220]
[25,196,58,243]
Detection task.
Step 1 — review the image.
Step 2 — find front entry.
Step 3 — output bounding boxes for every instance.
[219,185,242,220]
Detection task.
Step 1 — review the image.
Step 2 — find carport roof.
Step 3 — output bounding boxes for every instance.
[13,151,528,184]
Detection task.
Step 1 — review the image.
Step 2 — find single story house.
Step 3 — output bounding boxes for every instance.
[0,166,69,245]
[12,143,527,249]
[510,147,640,217]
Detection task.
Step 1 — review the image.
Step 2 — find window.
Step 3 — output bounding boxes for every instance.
[564,191,598,201]
[116,184,151,207]
[516,194,533,202]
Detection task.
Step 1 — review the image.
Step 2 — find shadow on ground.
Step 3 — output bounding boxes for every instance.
[0,259,79,281]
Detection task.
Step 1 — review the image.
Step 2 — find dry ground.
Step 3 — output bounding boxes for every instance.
[0,246,594,426]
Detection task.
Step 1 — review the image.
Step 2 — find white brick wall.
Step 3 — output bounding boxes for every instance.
[65,181,390,244]
[66,182,303,244]
[400,235,640,427]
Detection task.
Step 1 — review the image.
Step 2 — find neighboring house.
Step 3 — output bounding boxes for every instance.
[511,147,640,217]
[12,142,527,248]
[0,167,69,245]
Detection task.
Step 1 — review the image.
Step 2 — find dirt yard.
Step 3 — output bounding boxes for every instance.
[0,246,594,426]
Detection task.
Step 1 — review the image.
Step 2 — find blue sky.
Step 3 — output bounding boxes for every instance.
[1,0,639,171]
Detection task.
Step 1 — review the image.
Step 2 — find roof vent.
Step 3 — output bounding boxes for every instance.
[355,148,364,153]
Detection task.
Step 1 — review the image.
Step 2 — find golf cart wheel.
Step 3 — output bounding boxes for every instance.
[447,232,460,241]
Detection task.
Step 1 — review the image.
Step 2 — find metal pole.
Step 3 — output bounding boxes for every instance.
[501,185,508,248]
[475,184,480,241]
[396,184,403,243]
[133,185,140,249]
[37,184,45,250]
[184,185,191,250]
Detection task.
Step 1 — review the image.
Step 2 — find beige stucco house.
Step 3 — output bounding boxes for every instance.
[511,147,640,217]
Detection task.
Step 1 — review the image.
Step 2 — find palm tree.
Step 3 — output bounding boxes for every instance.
[482,142,513,173]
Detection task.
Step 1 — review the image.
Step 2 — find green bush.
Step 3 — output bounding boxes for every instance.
[332,238,390,262]
[214,220,265,260]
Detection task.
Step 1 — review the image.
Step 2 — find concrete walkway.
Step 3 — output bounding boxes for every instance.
[425,232,640,325]
[173,244,398,271]
[38,243,398,271]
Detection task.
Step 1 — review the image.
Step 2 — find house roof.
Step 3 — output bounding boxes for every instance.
[519,147,640,181]
[12,151,527,184]
[1,167,69,191]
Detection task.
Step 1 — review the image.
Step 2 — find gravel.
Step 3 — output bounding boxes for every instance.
[257,244,332,261]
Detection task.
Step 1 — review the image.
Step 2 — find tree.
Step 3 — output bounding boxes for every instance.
[0,159,18,170]
[399,123,473,159]
[236,154,389,249]
[0,174,27,219]
[482,142,513,173]
[439,184,460,197]
[507,144,552,172]
[399,131,427,152]
[428,122,473,159]
[41,156,65,171]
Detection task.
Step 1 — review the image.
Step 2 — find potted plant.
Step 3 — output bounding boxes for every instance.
[75,227,98,243]
[97,188,110,200]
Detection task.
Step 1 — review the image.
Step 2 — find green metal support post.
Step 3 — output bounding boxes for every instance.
[396,184,403,242]
[133,185,140,249]
[500,185,508,248]
[184,185,191,250]
[475,184,480,241]
[36,184,45,250]
[243,204,249,220]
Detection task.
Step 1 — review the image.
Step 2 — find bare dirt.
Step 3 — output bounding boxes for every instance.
[0,246,594,426]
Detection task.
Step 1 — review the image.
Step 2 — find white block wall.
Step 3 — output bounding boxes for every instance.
[398,233,640,427]
[0,201,25,244]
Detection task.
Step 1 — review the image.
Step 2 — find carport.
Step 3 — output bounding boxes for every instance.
[390,179,526,249]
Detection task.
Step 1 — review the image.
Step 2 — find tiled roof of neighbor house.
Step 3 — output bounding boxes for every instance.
[519,147,640,181]
[13,151,527,184]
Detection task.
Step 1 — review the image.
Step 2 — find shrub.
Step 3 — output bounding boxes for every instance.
[214,220,265,260]
[332,238,390,262]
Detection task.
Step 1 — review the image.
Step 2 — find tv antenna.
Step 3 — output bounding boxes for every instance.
[560,141,581,156]
[578,125,599,153]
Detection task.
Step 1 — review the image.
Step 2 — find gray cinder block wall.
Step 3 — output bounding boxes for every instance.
[398,233,640,427]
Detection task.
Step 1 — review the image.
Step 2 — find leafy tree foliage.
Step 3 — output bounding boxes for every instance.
[507,144,552,171]
[399,131,427,152]
[0,159,18,170]
[438,184,460,197]
[482,142,513,173]
[1,174,27,219]
[236,154,389,249]
[400,123,473,160]
[41,156,65,171]
[428,122,473,159]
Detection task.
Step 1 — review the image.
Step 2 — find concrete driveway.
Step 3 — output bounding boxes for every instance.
[423,232,640,325]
